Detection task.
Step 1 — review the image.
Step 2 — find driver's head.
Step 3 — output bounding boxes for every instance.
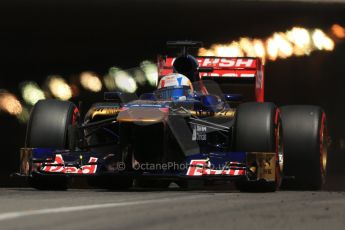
[156,73,193,100]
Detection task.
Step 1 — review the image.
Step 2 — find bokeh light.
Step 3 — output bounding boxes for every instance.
[331,24,345,39]
[20,81,46,105]
[47,75,73,100]
[80,71,102,92]
[133,69,147,86]
[199,26,337,61]
[253,39,266,59]
[312,29,335,51]
[140,61,158,86]
[0,91,23,115]
[104,67,137,93]
[286,27,312,56]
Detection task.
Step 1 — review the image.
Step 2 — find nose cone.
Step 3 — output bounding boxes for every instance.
[117,107,168,123]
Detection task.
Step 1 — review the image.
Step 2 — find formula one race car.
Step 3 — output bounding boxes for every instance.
[19,41,328,192]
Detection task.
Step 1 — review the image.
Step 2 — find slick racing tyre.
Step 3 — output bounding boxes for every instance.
[234,102,283,192]
[26,99,79,148]
[281,106,327,190]
[26,99,79,190]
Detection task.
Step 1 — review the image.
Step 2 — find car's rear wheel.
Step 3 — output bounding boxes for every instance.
[26,99,79,190]
[234,102,283,192]
[281,106,327,190]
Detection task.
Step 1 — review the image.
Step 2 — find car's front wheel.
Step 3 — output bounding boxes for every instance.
[26,99,79,190]
[234,102,283,192]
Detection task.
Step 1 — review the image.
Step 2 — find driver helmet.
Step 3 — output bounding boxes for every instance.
[156,73,193,100]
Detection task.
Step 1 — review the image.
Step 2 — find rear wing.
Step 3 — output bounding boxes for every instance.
[157,56,265,102]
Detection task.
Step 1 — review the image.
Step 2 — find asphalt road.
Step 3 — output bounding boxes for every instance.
[0,187,344,230]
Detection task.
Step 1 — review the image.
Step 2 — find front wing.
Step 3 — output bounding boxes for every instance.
[19,148,276,182]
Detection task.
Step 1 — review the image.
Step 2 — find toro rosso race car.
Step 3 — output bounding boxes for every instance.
[19,41,328,191]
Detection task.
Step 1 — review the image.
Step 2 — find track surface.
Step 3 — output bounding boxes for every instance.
[0,187,344,230]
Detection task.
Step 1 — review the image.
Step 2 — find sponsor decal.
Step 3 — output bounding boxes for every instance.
[246,153,276,182]
[163,57,256,68]
[197,58,255,68]
[192,125,207,141]
[41,154,98,174]
[158,73,192,89]
[186,159,246,176]
[199,71,256,78]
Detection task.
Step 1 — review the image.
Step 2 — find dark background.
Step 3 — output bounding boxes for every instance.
[0,0,344,186]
